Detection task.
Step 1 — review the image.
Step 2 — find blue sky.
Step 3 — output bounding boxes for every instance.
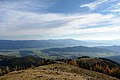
[0,0,120,40]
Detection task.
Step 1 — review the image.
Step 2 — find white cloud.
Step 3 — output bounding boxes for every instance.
[1,8,120,40]
[110,9,120,12]
[0,0,120,40]
[0,0,53,13]
[109,2,120,12]
[80,0,108,10]
[0,11,115,36]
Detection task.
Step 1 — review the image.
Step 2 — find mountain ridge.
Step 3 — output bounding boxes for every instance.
[1,39,120,50]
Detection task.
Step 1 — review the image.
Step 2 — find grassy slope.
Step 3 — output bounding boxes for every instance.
[0,62,119,80]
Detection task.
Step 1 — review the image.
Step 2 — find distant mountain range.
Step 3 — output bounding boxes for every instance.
[85,39,120,46]
[0,39,87,50]
[0,39,120,65]
[1,39,120,50]
[42,46,113,53]
[98,45,120,53]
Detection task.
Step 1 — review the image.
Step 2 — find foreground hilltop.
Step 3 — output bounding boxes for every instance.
[0,62,119,80]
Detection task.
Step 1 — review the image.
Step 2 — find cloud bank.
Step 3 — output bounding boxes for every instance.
[0,0,120,40]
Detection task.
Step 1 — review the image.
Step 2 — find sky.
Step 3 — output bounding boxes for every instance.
[0,0,120,40]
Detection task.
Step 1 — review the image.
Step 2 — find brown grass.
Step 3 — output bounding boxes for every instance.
[0,62,119,80]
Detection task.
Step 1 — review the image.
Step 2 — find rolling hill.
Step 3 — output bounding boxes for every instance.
[42,46,113,53]
[0,62,119,80]
[0,55,119,80]
[42,46,117,58]
[0,45,118,60]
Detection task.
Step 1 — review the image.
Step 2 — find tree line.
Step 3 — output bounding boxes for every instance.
[0,56,55,76]
[59,57,120,79]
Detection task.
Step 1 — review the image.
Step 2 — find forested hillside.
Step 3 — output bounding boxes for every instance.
[0,55,54,76]
[63,57,120,79]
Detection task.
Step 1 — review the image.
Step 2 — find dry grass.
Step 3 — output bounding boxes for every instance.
[0,62,119,80]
